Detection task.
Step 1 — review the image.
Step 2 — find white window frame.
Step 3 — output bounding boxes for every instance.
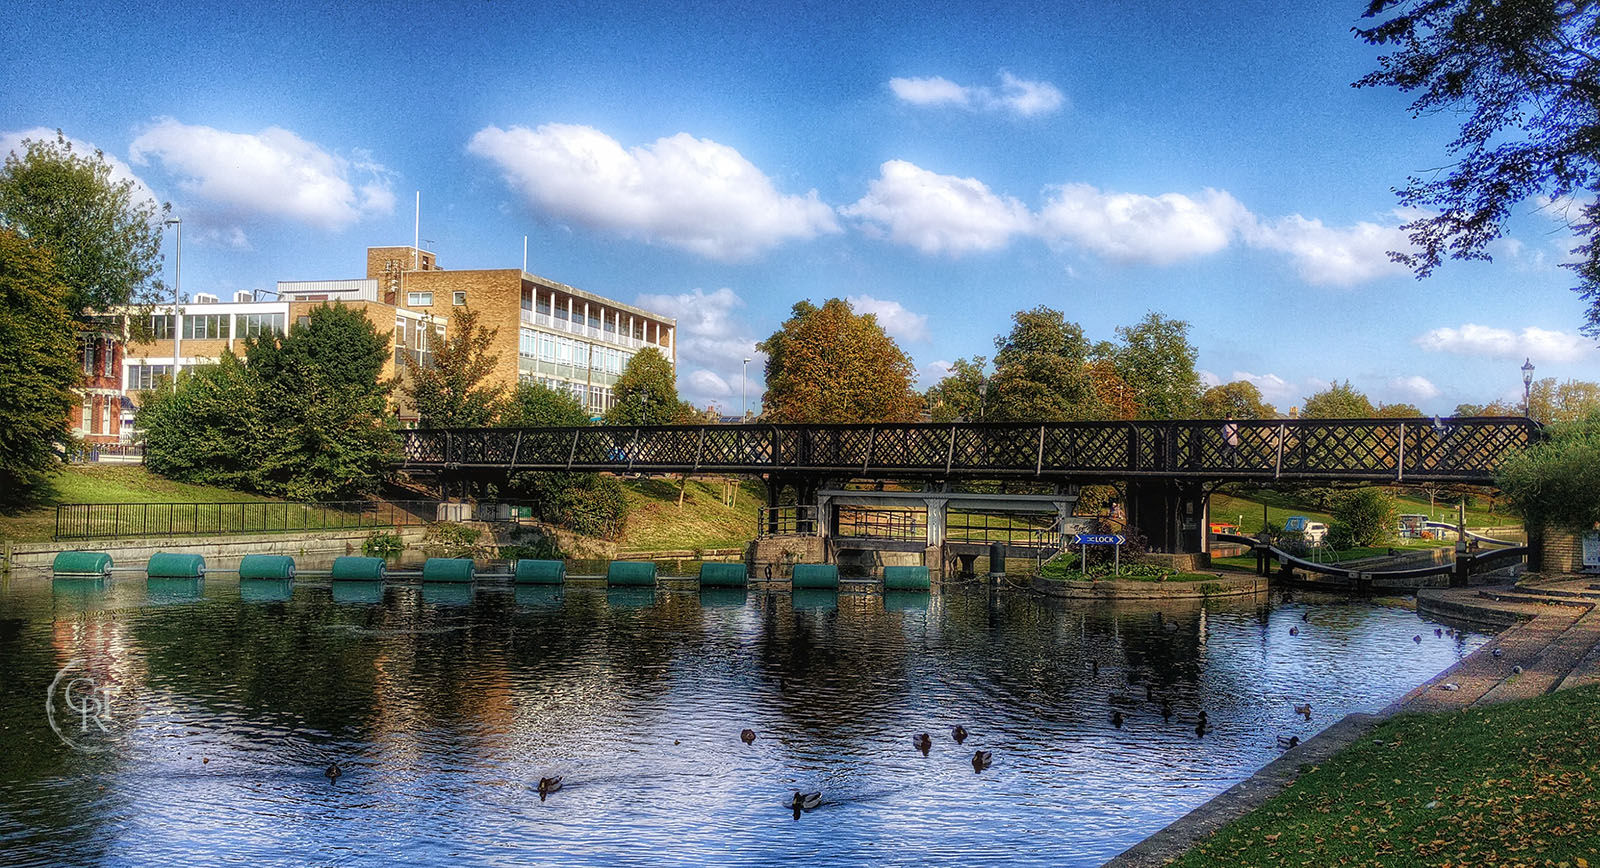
[453,291,466,306]
[407,292,433,307]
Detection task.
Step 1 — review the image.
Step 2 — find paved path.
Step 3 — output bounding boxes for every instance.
[1105,573,1600,868]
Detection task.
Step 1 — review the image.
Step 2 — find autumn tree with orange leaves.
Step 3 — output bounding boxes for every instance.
[757,298,920,424]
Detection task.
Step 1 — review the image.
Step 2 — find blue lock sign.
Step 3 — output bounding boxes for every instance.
[1073,533,1126,546]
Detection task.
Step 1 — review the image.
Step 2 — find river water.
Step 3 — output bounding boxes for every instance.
[0,569,1485,867]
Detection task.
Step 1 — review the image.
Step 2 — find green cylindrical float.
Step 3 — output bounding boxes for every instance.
[607,560,657,587]
[791,563,839,589]
[147,552,206,579]
[52,551,112,579]
[698,562,747,588]
[330,556,387,581]
[883,565,931,591]
[422,557,475,583]
[514,559,566,584]
[238,554,296,580]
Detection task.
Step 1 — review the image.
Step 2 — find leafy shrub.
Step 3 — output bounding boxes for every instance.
[426,521,485,558]
[1498,410,1600,531]
[1332,488,1396,547]
[1325,520,1357,552]
[362,530,403,558]
[506,471,630,539]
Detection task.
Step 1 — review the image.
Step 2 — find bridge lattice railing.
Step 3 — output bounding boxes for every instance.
[397,417,1538,482]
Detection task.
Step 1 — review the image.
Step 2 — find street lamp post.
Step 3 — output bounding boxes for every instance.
[979,379,990,421]
[162,218,182,383]
[742,357,751,420]
[1521,358,1535,418]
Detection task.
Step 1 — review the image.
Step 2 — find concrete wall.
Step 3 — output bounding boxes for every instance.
[5,526,430,570]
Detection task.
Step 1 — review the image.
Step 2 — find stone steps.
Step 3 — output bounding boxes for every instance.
[1474,607,1600,705]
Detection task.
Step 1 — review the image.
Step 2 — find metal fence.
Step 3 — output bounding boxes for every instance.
[53,500,522,541]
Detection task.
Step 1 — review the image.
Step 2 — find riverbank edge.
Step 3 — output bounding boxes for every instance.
[1102,580,1585,868]
[1030,573,1267,600]
[3,527,432,570]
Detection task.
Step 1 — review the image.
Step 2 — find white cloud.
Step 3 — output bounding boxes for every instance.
[687,369,732,398]
[633,287,763,406]
[846,294,929,343]
[1229,370,1298,406]
[128,118,394,230]
[1,126,160,204]
[1414,323,1593,363]
[468,123,838,261]
[1198,369,1224,389]
[842,160,1032,256]
[889,72,1066,117]
[1387,375,1441,402]
[919,360,954,388]
[1242,213,1411,285]
[1037,184,1248,265]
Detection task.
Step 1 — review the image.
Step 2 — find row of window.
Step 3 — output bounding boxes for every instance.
[524,375,613,413]
[127,364,174,391]
[518,328,630,374]
[406,291,467,307]
[145,313,286,341]
[523,291,656,339]
[82,342,116,377]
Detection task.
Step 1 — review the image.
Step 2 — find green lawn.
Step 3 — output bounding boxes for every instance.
[618,477,766,552]
[1211,488,1517,535]
[1,464,283,543]
[1168,685,1600,867]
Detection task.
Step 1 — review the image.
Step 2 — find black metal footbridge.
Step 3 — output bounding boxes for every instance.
[397,416,1538,484]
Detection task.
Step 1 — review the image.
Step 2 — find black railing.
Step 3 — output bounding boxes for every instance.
[756,505,819,537]
[947,511,1059,545]
[52,500,525,541]
[398,417,1539,483]
[836,506,926,541]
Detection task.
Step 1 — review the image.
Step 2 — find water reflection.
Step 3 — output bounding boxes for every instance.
[239,578,293,603]
[145,577,202,604]
[0,574,1488,868]
[421,582,474,607]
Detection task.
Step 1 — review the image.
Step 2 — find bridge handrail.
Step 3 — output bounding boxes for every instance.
[397,416,1539,484]
[1213,532,1526,581]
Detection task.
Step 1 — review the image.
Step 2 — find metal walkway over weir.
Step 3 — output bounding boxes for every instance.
[398,417,1538,484]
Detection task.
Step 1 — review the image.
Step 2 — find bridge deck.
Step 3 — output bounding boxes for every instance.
[398,417,1537,484]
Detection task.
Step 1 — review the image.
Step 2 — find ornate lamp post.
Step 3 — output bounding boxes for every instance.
[1521,358,1535,417]
[742,357,751,419]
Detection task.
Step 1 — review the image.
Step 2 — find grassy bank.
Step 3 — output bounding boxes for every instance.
[1168,685,1600,867]
[619,477,766,553]
[1,464,284,543]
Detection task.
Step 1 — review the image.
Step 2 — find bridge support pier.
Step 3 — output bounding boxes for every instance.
[1125,479,1207,556]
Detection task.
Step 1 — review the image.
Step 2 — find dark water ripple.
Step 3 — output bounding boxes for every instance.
[0,569,1486,867]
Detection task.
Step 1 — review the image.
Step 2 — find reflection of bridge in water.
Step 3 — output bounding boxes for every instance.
[399,417,1539,560]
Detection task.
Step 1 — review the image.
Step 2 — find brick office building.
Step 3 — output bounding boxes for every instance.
[117,245,676,427]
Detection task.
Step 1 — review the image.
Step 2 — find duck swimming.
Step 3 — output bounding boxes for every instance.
[325,763,341,783]
[951,725,968,744]
[790,790,822,818]
[740,728,756,745]
[538,776,563,802]
[913,732,932,755]
[1111,710,1124,729]
[971,750,993,772]
[1294,703,1312,720]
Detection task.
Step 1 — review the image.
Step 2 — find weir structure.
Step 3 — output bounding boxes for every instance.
[397,416,1539,568]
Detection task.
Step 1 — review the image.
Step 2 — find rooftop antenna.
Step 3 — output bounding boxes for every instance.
[413,191,420,269]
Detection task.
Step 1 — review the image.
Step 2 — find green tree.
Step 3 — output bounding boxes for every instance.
[139,303,397,500]
[138,354,263,491]
[0,131,166,318]
[1301,380,1376,418]
[502,381,591,427]
[926,357,987,422]
[758,298,920,424]
[987,306,1099,421]
[0,229,80,500]
[1355,1,1600,338]
[1498,409,1600,530]
[1454,399,1519,417]
[247,303,396,499]
[1110,312,1202,419]
[1373,402,1424,418]
[605,347,681,425]
[1330,487,1398,548]
[401,306,503,428]
[1199,380,1278,419]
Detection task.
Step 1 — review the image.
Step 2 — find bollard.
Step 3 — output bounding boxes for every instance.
[988,541,1007,579]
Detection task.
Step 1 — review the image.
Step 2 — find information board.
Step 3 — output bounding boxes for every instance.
[1583,531,1600,569]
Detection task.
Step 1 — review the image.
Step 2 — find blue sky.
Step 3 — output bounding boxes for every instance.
[6,0,1596,414]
